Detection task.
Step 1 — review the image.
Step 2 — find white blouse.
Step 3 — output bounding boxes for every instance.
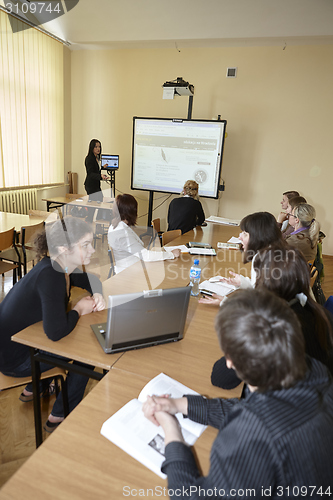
[108,221,175,274]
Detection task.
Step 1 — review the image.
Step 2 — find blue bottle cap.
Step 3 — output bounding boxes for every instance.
[194,259,199,265]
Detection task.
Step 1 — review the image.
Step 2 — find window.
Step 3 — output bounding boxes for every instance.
[0,10,64,188]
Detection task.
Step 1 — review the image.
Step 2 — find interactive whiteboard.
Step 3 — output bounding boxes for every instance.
[131,117,227,199]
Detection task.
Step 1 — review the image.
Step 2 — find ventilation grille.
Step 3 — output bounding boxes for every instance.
[226,67,237,78]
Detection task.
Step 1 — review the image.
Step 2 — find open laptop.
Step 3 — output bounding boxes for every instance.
[90,287,191,353]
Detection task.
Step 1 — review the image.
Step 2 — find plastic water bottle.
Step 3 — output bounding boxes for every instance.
[189,259,201,296]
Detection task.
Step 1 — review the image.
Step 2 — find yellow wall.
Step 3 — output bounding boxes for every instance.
[70,44,333,255]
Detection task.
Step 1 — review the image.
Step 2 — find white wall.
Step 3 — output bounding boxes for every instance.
[70,43,333,255]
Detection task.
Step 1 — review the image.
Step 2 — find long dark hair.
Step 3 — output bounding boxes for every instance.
[240,212,283,263]
[254,245,333,351]
[86,139,101,161]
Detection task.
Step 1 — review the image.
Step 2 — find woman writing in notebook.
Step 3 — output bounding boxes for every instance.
[0,217,105,432]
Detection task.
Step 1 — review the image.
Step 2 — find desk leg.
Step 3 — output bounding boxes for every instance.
[30,348,43,448]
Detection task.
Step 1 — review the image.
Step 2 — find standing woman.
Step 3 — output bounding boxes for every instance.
[0,217,105,432]
[84,139,109,202]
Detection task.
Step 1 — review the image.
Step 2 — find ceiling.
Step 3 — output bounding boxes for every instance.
[3,0,333,49]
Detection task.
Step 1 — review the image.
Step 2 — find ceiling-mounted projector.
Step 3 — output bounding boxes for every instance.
[162,77,194,98]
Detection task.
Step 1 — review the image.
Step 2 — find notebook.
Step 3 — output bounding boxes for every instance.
[90,287,191,353]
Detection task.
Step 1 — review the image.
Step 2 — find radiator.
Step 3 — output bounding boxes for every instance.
[0,188,38,215]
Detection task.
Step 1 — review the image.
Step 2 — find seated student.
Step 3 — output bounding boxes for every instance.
[143,289,333,496]
[108,194,180,274]
[277,190,299,231]
[204,244,333,389]
[167,180,205,234]
[218,211,283,289]
[0,217,105,432]
[281,195,307,238]
[285,203,320,262]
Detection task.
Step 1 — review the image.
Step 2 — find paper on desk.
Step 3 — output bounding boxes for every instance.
[228,236,242,244]
[164,245,189,253]
[199,279,236,296]
[205,215,240,226]
[189,248,216,256]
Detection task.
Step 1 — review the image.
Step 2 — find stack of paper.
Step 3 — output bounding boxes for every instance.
[199,278,236,296]
[205,215,240,226]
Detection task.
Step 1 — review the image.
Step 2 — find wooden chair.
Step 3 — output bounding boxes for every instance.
[93,209,111,248]
[107,247,116,278]
[0,221,45,275]
[0,367,66,395]
[0,367,68,447]
[0,227,20,285]
[310,266,318,289]
[152,218,161,233]
[162,229,181,246]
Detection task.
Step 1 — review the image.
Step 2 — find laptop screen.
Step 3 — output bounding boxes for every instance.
[101,154,119,170]
[91,287,191,353]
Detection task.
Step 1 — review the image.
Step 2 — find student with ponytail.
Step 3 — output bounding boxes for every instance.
[285,203,320,262]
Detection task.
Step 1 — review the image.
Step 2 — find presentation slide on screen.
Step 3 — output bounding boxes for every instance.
[101,155,119,169]
[132,119,226,198]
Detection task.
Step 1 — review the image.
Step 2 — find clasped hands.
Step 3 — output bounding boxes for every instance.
[142,395,188,445]
[73,293,106,316]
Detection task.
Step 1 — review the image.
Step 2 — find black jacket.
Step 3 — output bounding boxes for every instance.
[84,153,102,195]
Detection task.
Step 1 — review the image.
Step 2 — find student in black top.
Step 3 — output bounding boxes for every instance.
[0,217,105,432]
[167,180,205,234]
[143,289,333,498]
[84,139,109,202]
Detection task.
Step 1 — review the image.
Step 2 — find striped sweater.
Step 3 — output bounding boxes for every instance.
[162,358,333,499]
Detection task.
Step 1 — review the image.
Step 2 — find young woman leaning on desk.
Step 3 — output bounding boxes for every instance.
[0,217,105,432]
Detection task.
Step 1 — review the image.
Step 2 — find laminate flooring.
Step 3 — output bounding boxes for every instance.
[0,253,333,489]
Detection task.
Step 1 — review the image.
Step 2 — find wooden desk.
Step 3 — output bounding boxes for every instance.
[42,196,114,212]
[0,212,45,232]
[0,368,237,500]
[12,312,123,447]
[5,222,247,491]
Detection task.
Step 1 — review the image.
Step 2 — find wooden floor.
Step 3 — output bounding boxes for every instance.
[0,252,332,489]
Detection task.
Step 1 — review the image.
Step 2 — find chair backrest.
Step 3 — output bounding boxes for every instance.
[310,266,318,289]
[162,229,181,246]
[152,218,161,233]
[0,227,15,251]
[21,221,45,246]
[107,247,115,278]
[0,367,66,391]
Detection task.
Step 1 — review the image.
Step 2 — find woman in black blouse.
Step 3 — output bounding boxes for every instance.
[0,217,105,432]
[84,139,109,202]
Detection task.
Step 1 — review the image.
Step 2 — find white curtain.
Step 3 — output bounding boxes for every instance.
[0,10,64,188]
